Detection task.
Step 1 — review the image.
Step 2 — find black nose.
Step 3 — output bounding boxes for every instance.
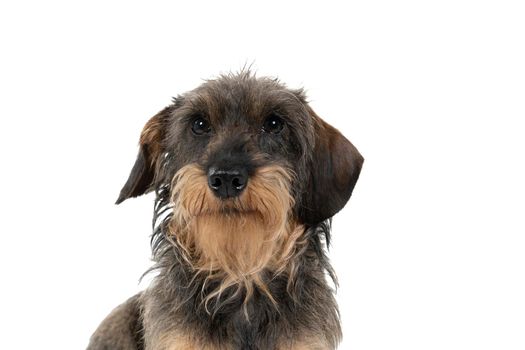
[207,167,248,199]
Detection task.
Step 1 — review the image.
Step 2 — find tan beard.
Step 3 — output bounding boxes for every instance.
[169,164,305,309]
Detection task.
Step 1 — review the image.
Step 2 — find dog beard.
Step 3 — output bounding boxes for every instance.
[169,163,304,307]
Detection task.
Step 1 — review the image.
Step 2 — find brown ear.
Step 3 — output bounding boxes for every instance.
[300,108,364,224]
[115,107,171,204]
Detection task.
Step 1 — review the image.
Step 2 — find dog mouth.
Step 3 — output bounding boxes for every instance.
[217,207,256,214]
[194,201,259,217]
[171,163,294,228]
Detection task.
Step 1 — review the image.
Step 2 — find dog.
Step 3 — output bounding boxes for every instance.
[87,72,363,350]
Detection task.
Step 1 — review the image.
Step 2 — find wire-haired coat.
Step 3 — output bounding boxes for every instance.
[88,72,364,350]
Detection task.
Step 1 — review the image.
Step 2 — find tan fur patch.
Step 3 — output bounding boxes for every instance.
[139,110,168,167]
[169,163,305,309]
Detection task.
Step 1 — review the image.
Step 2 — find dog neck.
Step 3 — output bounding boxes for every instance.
[145,221,341,350]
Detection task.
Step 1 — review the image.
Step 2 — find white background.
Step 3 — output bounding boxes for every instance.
[1,1,524,349]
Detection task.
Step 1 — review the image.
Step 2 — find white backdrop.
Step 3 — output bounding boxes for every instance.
[1,1,524,349]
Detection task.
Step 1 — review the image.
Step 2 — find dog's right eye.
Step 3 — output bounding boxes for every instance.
[192,117,212,135]
[262,114,285,134]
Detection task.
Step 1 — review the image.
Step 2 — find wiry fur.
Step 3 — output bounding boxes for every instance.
[170,163,301,312]
[88,72,363,350]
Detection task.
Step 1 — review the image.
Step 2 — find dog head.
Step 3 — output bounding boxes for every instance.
[116,72,363,301]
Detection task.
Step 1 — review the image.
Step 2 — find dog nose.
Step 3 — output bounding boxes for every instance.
[207,167,248,199]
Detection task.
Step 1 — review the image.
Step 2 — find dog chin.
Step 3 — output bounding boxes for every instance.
[185,199,257,217]
[192,209,261,223]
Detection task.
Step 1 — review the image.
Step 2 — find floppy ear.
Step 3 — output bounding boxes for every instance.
[300,108,364,225]
[115,107,172,204]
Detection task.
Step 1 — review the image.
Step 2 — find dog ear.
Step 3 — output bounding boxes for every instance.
[300,108,364,224]
[115,107,172,204]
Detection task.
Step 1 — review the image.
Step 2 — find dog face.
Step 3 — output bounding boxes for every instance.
[116,73,363,303]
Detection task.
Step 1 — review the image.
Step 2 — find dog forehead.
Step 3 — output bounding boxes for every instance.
[182,75,307,124]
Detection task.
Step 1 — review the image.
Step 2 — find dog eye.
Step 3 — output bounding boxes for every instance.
[262,114,284,134]
[191,117,212,135]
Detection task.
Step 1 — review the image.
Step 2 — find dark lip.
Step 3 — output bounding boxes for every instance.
[196,208,257,216]
[219,207,256,214]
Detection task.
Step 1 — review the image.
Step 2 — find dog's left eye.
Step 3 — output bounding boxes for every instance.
[192,117,212,135]
[262,114,285,134]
